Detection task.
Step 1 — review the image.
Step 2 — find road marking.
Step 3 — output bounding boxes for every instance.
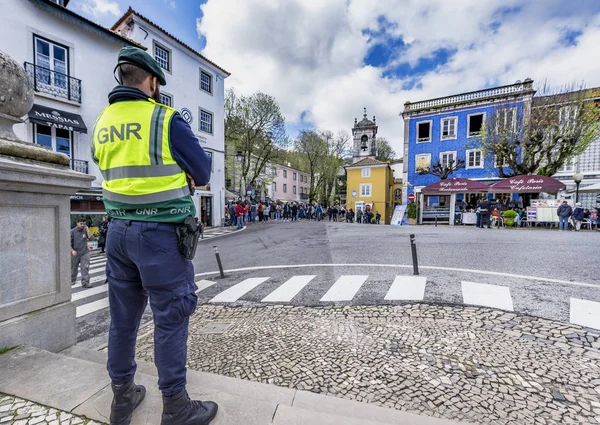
[209,277,270,303]
[461,281,514,311]
[73,275,106,288]
[320,275,368,302]
[262,275,316,302]
[384,276,427,301]
[196,279,216,293]
[76,298,110,318]
[195,264,599,288]
[75,265,105,278]
[72,284,107,301]
[570,298,600,329]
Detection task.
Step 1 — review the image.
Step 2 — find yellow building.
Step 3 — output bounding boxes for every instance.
[345,158,394,224]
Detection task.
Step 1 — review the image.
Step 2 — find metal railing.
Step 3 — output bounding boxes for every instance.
[404,80,534,113]
[70,159,88,174]
[24,62,82,103]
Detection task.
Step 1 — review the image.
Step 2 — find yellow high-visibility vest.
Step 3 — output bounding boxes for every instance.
[92,99,190,206]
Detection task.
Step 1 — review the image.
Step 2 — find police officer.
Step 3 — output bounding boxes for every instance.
[92,46,216,425]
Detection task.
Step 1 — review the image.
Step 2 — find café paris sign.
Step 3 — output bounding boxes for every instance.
[438,180,469,192]
[506,177,545,191]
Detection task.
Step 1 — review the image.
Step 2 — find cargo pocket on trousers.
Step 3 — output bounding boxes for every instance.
[171,283,198,319]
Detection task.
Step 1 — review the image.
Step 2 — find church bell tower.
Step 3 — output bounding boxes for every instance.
[352,107,377,163]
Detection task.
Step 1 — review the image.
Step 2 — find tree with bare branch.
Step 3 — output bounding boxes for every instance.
[417,158,466,180]
[475,84,600,177]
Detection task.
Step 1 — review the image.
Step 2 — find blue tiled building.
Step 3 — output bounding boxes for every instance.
[401,79,535,205]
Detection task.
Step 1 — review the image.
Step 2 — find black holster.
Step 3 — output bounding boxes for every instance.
[176,216,202,260]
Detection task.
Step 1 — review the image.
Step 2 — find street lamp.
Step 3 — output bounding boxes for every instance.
[573,172,584,204]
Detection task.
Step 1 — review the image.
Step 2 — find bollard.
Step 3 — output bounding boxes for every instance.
[409,234,419,275]
[434,215,438,227]
[213,245,226,278]
[201,223,204,240]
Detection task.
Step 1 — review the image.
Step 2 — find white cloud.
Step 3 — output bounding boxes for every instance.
[80,0,121,19]
[197,0,600,155]
[169,1,176,9]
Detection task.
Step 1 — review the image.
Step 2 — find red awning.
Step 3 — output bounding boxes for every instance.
[421,178,490,194]
[488,175,566,193]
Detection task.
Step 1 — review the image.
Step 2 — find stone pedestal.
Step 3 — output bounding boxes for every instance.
[0,51,94,352]
[0,152,94,352]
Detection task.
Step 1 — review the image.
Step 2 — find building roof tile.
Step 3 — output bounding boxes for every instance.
[345,157,389,168]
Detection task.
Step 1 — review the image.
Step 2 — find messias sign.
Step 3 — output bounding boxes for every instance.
[34,110,82,131]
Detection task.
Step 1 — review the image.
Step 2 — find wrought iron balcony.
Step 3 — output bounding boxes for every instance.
[70,159,88,174]
[24,62,82,104]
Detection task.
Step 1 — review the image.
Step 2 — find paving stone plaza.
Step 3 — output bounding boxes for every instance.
[0,395,103,425]
[135,304,600,425]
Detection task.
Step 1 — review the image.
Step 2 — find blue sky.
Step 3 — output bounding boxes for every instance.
[77,0,600,154]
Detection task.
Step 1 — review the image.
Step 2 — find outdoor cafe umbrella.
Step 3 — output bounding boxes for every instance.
[487,175,566,193]
[568,182,600,193]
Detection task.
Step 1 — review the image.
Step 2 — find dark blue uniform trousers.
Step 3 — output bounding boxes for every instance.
[106,219,198,396]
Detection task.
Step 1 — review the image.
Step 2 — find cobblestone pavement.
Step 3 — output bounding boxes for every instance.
[136,304,600,425]
[0,394,104,425]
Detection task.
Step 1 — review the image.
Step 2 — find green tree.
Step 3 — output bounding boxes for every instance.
[224,88,289,192]
[375,137,397,162]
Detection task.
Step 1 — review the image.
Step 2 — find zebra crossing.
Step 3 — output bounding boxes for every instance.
[73,255,600,330]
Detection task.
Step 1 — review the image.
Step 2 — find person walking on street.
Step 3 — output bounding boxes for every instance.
[236,201,244,229]
[375,211,381,224]
[478,197,491,229]
[95,47,217,425]
[71,217,93,288]
[571,202,585,231]
[98,215,109,253]
[557,200,572,231]
[229,202,236,227]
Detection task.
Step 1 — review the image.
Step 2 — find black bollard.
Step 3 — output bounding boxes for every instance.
[435,215,438,227]
[409,234,419,275]
[213,245,226,278]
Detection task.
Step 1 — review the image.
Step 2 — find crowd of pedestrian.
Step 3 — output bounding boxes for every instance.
[224,200,383,226]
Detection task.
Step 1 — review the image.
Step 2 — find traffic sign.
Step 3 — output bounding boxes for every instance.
[408,193,415,202]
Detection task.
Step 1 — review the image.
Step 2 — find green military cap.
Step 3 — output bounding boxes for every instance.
[115,46,167,86]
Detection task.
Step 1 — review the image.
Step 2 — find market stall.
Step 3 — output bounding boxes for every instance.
[419,178,490,225]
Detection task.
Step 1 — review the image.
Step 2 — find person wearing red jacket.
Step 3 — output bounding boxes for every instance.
[235,202,244,229]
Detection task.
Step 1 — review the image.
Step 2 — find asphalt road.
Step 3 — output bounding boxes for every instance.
[75,220,600,346]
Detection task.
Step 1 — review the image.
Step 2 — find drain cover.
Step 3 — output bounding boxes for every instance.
[199,322,233,334]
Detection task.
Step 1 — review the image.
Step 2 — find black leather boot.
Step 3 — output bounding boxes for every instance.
[110,380,146,425]
[161,388,218,425]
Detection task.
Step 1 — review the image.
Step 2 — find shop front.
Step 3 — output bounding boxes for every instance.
[419,178,490,225]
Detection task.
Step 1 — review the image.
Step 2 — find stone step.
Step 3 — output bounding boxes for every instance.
[1,346,473,425]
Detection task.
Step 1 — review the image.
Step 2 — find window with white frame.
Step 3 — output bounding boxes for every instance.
[467,113,485,136]
[34,36,68,90]
[272,182,276,192]
[415,154,431,172]
[559,105,578,129]
[439,151,456,168]
[159,93,172,107]
[153,42,170,71]
[494,154,509,168]
[283,183,287,193]
[417,121,432,143]
[199,109,213,133]
[293,186,297,194]
[466,149,483,168]
[441,117,457,140]
[283,170,287,178]
[200,70,212,94]
[293,172,297,181]
[360,183,372,197]
[34,124,71,157]
[361,167,371,177]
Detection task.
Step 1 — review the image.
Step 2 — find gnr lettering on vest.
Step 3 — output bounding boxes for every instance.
[136,208,158,215]
[170,207,192,215]
[97,123,142,144]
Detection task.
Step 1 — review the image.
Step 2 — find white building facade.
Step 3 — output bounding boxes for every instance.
[1,0,229,227]
[1,0,140,223]
[113,8,230,227]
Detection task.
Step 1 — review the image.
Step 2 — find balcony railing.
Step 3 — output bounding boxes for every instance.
[404,79,534,113]
[70,159,88,174]
[24,62,82,104]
